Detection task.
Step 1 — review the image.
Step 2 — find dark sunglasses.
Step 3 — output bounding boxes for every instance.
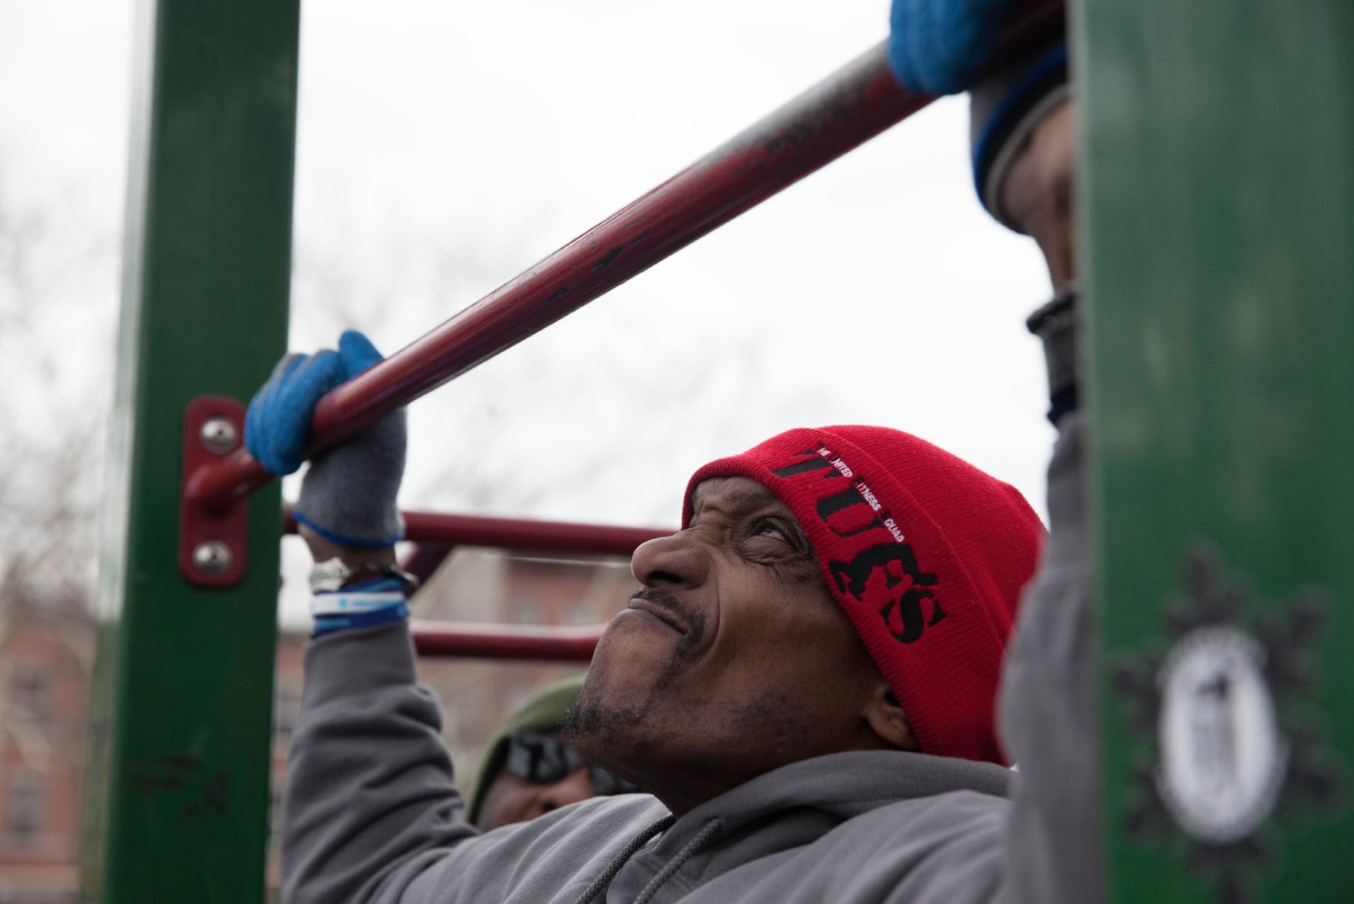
[502,731,639,797]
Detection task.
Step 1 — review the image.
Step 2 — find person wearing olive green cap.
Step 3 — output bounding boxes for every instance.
[466,675,637,831]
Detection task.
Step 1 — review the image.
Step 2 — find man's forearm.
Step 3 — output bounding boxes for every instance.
[281,621,476,904]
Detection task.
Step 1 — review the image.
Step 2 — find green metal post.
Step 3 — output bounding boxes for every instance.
[1078,2,1354,901]
[85,1,300,901]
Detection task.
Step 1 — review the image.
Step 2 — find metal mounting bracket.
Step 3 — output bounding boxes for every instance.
[179,396,249,587]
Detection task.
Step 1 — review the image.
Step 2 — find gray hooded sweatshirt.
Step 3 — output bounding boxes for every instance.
[282,415,1099,904]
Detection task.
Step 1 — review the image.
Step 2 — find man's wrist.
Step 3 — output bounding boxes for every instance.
[299,522,397,568]
[309,558,417,638]
[310,558,419,595]
[1027,283,1080,426]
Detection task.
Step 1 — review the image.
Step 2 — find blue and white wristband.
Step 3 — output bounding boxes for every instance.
[311,575,410,637]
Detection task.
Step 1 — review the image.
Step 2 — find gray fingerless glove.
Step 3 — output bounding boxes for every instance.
[295,406,407,547]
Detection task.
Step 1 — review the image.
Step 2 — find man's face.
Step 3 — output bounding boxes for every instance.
[475,730,637,830]
[476,756,596,831]
[567,476,889,813]
[1001,98,1078,285]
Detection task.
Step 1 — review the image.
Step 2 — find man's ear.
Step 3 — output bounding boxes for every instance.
[862,684,920,752]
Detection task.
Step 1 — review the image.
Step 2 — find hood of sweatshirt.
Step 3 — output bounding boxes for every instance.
[671,747,1009,839]
[572,748,1012,904]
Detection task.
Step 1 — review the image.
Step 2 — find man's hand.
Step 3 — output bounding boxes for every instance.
[245,330,407,553]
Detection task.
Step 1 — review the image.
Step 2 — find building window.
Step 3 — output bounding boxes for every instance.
[13,668,50,722]
[9,772,45,847]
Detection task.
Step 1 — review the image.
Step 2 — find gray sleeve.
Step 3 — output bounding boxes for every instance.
[997,412,1105,903]
[280,620,478,904]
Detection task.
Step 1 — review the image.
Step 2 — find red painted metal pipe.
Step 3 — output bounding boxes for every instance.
[399,545,454,583]
[401,510,668,553]
[283,505,669,554]
[187,4,1060,512]
[186,41,933,510]
[410,620,604,661]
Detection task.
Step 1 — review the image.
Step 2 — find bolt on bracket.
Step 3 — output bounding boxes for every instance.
[179,396,249,587]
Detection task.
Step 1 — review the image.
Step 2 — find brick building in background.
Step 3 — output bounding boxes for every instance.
[0,596,95,904]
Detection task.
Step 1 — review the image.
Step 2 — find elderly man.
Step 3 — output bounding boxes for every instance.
[268,0,1100,900]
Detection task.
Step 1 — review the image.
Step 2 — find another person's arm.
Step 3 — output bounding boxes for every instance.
[996,409,1101,904]
[890,3,1103,901]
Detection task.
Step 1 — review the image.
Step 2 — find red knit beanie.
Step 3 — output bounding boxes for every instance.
[683,426,1044,765]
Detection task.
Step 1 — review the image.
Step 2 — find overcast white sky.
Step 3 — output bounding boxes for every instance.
[1,0,1055,625]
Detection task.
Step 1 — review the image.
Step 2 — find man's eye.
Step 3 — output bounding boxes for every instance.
[754,520,787,541]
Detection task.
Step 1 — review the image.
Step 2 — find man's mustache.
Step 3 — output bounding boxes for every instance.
[628,588,707,652]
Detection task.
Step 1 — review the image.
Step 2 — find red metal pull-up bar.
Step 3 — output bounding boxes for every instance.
[283,505,667,553]
[188,42,926,510]
[188,4,1059,510]
[410,621,603,661]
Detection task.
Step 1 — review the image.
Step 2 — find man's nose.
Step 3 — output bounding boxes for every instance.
[630,530,709,588]
[538,767,597,814]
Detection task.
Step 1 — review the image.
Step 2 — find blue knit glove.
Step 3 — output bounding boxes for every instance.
[245,330,406,548]
[887,0,1017,95]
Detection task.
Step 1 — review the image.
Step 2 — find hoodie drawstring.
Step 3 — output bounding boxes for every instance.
[570,815,675,904]
[631,817,725,904]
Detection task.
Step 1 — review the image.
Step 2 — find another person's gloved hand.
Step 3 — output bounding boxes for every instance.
[889,0,1068,234]
[887,0,1017,95]
[246,329,406,548]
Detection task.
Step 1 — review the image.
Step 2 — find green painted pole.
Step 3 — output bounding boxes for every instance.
[1078,2,1354,901]
[85,1,300,901]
